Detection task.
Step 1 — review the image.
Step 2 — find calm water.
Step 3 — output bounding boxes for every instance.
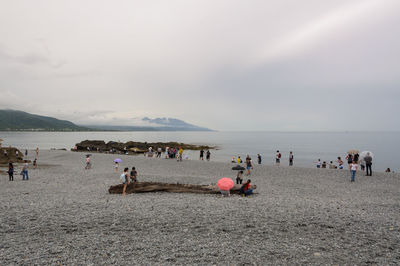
[1,131,399,172]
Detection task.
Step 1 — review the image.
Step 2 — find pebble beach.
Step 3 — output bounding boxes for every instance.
[1,149,399,265]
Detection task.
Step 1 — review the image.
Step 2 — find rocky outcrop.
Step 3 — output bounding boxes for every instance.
[0,147,26,165]
[73,140,214,154]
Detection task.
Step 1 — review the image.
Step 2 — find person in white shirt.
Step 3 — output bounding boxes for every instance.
[350,162,358,182]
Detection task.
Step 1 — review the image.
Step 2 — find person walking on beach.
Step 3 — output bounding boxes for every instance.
[206,150,211,161]
[200,149,204,160]
[33,158,37,169]
[350,161,358,182]
[8,162,14,181]
[257,154,262,164]
[245,155,253,175]
[130,167,137,182]
[364,152,373,176]
[35,147,39,157]
[289,151,294,166]
[275,150,281,165]
[120,167,129,195]
[22,161,29,180]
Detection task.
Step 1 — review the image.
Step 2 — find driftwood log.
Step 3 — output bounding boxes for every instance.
[108,181,256,195]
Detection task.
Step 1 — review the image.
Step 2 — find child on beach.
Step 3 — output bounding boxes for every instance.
[350,162,358,182]
[130,167,137,182]
[337,157,344,169]
[114,162,119,172]
[236,170,243,184]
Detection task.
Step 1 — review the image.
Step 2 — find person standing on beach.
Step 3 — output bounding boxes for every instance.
[114,162,119,172]
[316,159,321,168]
[85,156,91,169]
[200,149,204,160]
[22,161,29,180]
[165,147,169,159]
[245,155,253,175]
[237,156,242,164]
[206,150,211,161]
[36,147,39,157]
[257,154,262,164]
[350,161,358,182]
[289,152,294,166]
[121,167,129,195]
[346,153,353,169]
[364,152,373,176]
[157,147,162,158]
[33,158,37,169]
[25,149,28,156]
[178,147,183,161]
[275,150,281,165]
[8,162,14,181]
[236,170,243,184]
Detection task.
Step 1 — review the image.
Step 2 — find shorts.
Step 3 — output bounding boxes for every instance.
[276,159,280,163]
[246,165,251,170]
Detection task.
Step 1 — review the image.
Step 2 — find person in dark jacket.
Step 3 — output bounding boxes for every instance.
[8,162,14,181]
[364,153,373,176]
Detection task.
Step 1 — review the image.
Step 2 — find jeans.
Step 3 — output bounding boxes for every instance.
[244,189,253,196]
[351,170,356,182]
[366,163,372,176]
[22,170,29,180]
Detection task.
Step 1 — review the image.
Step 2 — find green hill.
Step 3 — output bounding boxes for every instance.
[0,110,89,131]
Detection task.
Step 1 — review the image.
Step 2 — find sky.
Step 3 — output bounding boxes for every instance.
[0,0,399,131]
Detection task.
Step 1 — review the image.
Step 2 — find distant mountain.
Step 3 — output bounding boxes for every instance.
[0,110,89,131]
[141,117,212,131]
[86,117,213,131]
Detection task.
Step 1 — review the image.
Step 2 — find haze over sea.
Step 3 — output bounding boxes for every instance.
[1,131,399,172]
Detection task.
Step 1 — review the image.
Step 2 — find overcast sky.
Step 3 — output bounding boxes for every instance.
[0,0,399,131]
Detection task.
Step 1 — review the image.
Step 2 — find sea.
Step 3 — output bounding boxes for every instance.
[1,131,399,172]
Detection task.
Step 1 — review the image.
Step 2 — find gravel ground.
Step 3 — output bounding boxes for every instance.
[1,150,399,265]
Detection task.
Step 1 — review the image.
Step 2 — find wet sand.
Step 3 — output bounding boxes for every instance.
[0,150,399,264]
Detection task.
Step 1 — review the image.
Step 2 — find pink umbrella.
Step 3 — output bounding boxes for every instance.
[217,177,234,191]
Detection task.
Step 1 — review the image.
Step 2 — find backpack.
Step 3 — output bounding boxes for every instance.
[278,153,281,158]
[120,173,127,182]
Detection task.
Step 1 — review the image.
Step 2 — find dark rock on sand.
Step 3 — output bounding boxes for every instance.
[73,140,214,154]
[0,147,27,165]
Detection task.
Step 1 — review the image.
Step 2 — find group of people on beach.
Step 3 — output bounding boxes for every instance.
[144,146,186,161]
[120,167,138,195]
[316,152,373,182]
[4,147,38,181]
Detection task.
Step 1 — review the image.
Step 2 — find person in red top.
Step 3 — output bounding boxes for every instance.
[240,179,253,196]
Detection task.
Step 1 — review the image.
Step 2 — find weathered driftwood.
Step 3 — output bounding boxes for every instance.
[108,181,256,194]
